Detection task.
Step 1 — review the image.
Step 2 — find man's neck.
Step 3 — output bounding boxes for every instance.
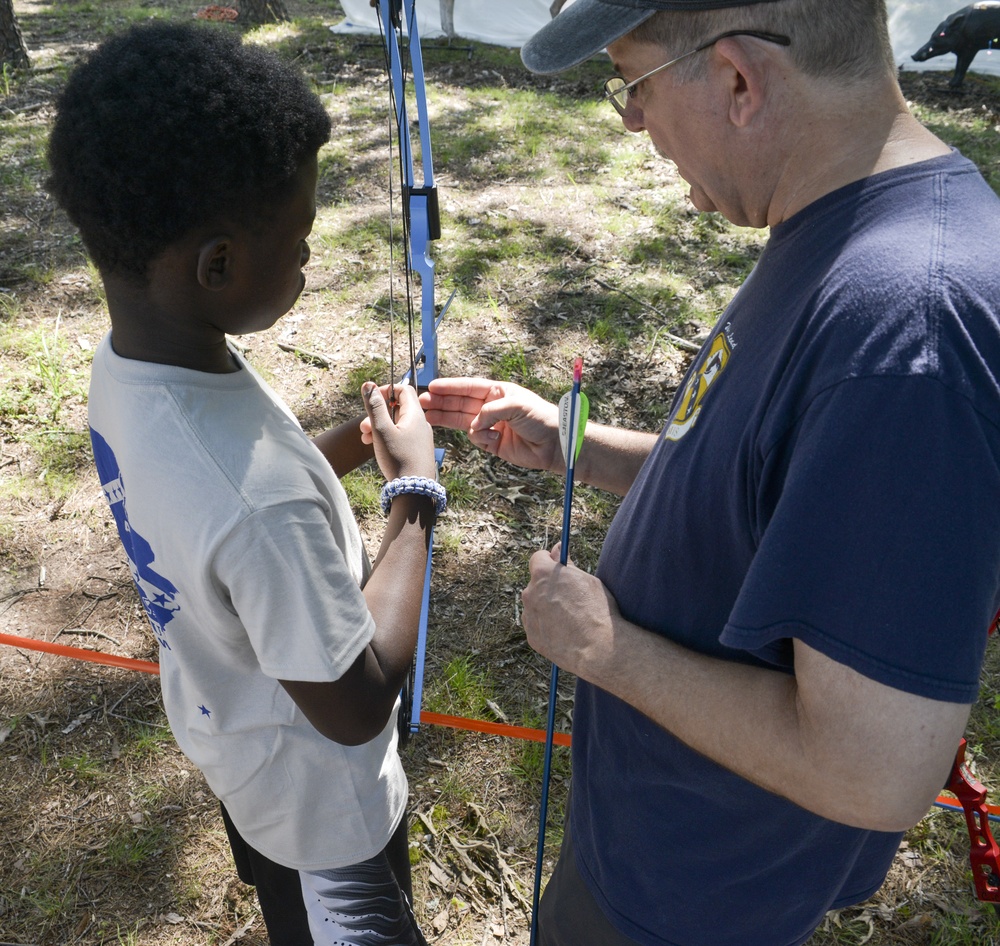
[765,81,952,227]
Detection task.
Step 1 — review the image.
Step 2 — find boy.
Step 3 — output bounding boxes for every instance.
[48,21,439,945]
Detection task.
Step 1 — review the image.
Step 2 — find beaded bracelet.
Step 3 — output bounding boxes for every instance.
[380,475,447,516]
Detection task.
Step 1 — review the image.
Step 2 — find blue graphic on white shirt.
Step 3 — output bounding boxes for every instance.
[90,428,181,650]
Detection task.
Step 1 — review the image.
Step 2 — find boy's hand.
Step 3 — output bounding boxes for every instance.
[361,381,436,481]
[419,377,562,473]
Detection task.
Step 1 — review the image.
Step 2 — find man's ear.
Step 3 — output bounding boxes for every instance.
[712,37,769,129]
[196,236,233,291]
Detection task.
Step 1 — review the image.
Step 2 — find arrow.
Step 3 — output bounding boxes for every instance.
[531,357,588,946]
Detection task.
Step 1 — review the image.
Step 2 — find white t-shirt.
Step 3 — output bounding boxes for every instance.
[88,333,406,870]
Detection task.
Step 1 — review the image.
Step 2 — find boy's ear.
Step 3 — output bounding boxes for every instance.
[196,236,233,290]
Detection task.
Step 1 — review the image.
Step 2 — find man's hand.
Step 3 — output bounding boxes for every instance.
[420,376,657,495]
[419,377,563,473]
[521,545,622,676]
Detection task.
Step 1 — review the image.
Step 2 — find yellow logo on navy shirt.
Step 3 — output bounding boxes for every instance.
[665,327,734,442]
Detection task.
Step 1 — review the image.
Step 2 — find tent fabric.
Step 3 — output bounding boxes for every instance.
[333,0,1000,78]
[333,0,560,46]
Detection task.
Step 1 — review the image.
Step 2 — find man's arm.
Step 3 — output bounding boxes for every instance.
[418,376,657,496]
[522,549,971,831]
[575,423,657,496]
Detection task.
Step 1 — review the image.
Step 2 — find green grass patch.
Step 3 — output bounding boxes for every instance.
[122,720,174,761]
[425,654,494,719]
[58,751,108,782]
[341,356,392,395]
[438,467,477,507]
[341,466,383,516]
[102,820,169,869]
[0,320,90,426]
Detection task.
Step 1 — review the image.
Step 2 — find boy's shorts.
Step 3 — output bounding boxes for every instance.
[221,803,427,946]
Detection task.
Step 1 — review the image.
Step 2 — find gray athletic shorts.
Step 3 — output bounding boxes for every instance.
[222,802,427,946]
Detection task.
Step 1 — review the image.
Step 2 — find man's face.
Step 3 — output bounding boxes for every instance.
[606,34,730,218]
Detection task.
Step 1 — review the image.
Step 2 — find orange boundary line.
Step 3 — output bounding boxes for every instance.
[0,632,161,675]
[12,636,997,793]
[420,710,571,746]
[0,633,570,747]
[934,793,1000,818]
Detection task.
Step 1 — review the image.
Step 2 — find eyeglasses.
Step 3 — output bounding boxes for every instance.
[603,29,791,116]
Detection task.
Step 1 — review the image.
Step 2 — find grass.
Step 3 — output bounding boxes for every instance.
[426,654,494,719]
[1,2,999,944]
[341,465,383,515]
[907,78,1000,193]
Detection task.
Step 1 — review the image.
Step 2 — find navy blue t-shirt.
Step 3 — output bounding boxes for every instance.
[573,151,1000,946]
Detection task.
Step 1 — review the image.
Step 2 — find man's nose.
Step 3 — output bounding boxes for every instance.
[621,97,645,133]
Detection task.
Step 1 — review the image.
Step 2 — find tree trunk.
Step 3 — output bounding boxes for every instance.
[440,0,455,37]
[0,0,30,70]
[238,0,289,25]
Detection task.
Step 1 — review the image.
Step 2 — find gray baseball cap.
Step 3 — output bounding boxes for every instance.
[521,0,784,74]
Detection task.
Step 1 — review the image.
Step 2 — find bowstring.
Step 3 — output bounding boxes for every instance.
[376,0,421,744]
[376,1,420,415]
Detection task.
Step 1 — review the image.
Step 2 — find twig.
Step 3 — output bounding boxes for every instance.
[416,810,438,837]
[593,278,702,353]
[106,680,148,716]
[60,627,123,647]
[277,342,331,368]
[0,587,40,609]
[1,101,47,115]
[220,917,258,946]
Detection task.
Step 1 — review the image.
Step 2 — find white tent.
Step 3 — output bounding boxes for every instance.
[333,0,558,47]
[333,0,1000,78]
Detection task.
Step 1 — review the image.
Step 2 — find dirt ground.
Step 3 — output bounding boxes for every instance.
[3,3,1000,943]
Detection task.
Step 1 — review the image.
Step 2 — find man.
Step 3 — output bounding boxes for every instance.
[419,1,1000,944]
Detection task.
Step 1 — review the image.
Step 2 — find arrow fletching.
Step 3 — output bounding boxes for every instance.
[558,358,589,469]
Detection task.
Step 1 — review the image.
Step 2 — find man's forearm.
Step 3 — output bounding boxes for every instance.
[522,550,970,833]
[575,424,657,495]
[580,614,969,832]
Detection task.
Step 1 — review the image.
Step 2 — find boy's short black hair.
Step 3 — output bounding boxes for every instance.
[47,21,332,279]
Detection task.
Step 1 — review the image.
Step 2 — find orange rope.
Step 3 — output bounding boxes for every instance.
[935,793,1000,818]
[0,632,161,675]
[7,633,1000,814]
[13,632,1000,812]
[420,710,571,747]
[0,633,570,746]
